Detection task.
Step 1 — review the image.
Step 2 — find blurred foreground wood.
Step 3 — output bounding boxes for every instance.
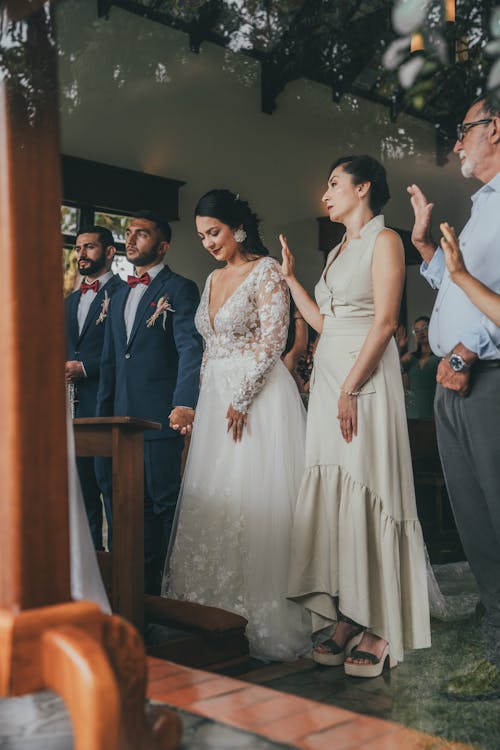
[0,3,180,747]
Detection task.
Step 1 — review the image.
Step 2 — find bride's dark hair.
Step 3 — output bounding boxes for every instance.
[195,189,269,256]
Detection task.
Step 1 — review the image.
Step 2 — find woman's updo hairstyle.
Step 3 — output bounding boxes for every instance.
[195,189,269,257]
[329,155,390,215]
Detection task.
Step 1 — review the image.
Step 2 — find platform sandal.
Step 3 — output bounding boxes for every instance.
[312,614,364,667]
[344,642,397,678]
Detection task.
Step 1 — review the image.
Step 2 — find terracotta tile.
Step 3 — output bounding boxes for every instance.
[147,659,193,680]
[147,663,186,682]
[189,685,275,718]
[227,696,309,730]
[259,704,356,744]
[147,669,217,698]
[358,728,474,750]
[147,656,181,672]
[154,676,246,707]
[301,716,399,750]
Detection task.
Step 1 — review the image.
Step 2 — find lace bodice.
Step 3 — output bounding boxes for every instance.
[195,256,289,413]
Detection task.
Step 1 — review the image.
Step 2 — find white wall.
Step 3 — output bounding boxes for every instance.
[56,0,476,326]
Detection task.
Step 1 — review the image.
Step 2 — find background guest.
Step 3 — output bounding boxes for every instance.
[400,316,439,419]
[282,298,309,391]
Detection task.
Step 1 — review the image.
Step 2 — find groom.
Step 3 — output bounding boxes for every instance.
[96,210,203,595]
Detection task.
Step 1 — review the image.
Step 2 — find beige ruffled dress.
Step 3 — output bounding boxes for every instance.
[287,215,431,663]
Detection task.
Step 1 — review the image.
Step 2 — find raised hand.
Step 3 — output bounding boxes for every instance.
[440,222,466,280]
[395,324,408,353]
[407,184,435,261]
[279,234,296,280]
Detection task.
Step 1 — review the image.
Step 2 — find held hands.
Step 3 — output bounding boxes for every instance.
[226,403,248,442]
[440,222,467,280]
[407,184,434,254]
[169,406,195,435]
[337,391,358,443]
[279,234,296,280]
[65,360,84,382]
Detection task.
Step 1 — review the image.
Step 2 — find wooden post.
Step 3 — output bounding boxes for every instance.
[73,416,161,632]
[0,4,180,747]
[0,0,70,612]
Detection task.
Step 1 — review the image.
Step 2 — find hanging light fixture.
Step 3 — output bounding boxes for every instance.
[445,0,456,23]
[410,33,425,53]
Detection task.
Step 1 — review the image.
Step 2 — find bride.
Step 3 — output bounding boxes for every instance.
[162,189,311,661]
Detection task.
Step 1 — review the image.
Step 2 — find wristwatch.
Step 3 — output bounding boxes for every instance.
[448,353,472,372]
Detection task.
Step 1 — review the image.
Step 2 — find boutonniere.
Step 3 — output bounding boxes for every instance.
[146,296,175,330]
[96,291,110,325]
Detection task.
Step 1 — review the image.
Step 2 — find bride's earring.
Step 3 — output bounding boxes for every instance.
[233,228,247,243]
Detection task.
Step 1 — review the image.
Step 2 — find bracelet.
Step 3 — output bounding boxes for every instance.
[340,387,361,397]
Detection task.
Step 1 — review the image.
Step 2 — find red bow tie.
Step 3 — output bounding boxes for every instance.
[80,280,99,294]
[127,273,151,288]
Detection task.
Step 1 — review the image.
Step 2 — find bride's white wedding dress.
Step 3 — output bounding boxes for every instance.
[67,409,110,613]
[162,256,311,661]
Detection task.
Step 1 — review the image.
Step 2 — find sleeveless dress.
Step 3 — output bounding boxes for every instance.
[287,215,431,663]
[163,257,311,661]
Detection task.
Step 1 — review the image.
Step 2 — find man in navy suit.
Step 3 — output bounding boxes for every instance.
[96,211,203,594]
[65,225,124,549]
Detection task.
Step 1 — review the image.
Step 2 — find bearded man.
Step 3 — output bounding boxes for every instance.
[65,225,124,549]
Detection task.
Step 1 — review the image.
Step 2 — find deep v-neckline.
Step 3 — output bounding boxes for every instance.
[207,259,264,332]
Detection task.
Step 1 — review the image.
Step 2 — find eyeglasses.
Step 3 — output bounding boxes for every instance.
[456,118,492,142]
[412,325,428,334]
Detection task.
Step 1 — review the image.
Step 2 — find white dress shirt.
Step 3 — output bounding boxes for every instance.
[421,173,500,359]
[77,270,113,335]
[124,262,164,341]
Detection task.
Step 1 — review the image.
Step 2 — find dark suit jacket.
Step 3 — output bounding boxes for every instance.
[65,274,125,418]
[96,265,203,441]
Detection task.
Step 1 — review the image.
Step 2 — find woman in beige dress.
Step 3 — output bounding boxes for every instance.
[282,155,431,677]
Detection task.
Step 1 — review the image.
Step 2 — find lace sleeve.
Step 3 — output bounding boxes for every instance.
[232,260,290,413]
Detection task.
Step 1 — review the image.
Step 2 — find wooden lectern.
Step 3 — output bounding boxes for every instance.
[0,3,180,747]
[73,416,161,632]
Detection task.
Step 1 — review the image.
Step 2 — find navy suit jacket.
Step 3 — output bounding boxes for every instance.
[95,265,203,441]
[65,274,125,418]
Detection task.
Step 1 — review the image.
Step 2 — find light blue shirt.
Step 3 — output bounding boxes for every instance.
[420,173,500,360]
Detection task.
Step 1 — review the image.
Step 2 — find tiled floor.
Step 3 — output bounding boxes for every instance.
[147,658,475,749]
[0,657,476,749]
[0,688,289,750]
[0,565,496,749]
[249,616,500,750]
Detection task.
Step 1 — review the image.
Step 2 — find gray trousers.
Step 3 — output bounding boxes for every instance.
[435,367,500,666]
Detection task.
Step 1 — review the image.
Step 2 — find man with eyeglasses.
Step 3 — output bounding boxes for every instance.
[407,96,500,701]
